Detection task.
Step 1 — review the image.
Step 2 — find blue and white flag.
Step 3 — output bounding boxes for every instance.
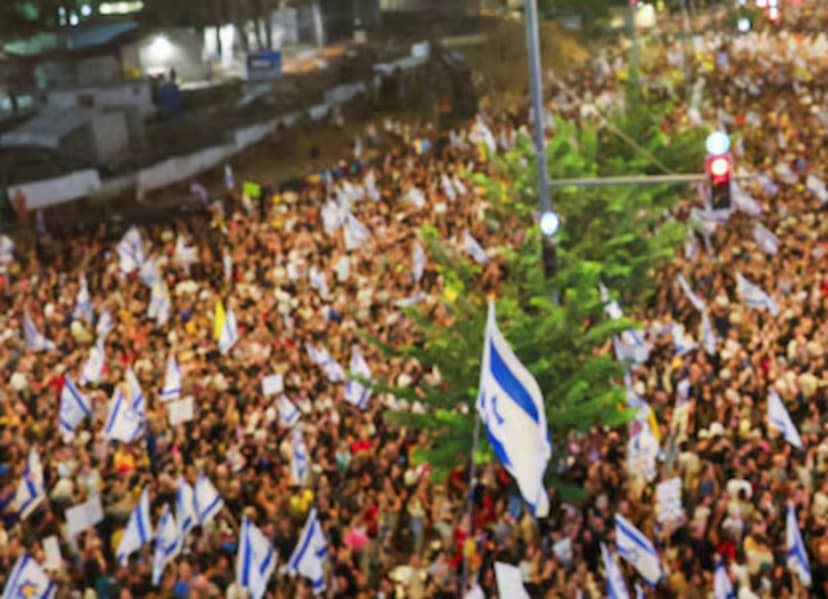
[116,486,153,565]
[775,161,799,185]
[97,307,114,341]
[176,477,197,540]
[292,428,310,486]
[672,323,697,356]
[685,229,699,260]
[494,562,530,599]
[412,241,426,283]
[477,301,551,517]
[127,367,146,418]
[343,214,370,251]
[194,472,224,526]
[322,201,344,234]
[289,508,328,594]
[117,227,145,275]
[768,389,802,449]
[225,164,235,191]
[104,375,145,444]
[75,275,94,323]
[675,274,706,313]
[463,231,489,265]
[441,175,457,202]
[152,505,181,585]
[14,448,45,520]
[174,234,198,269]
[147,280,171,327]
[279,396,301,427]
[471,115,497,155]
[59,375,91,437]
[701,312,716,356]
[736,273,778,316]
[757,173,779,196]
[219,307,239,355]
[806,174,828,204]
[601,543,630,599]
[787,503,812,587]
[0,234,14,264]
[2,552,55,599]
[309,266,330,300]
[453,176,467,197]
[23,311,55,352]
[160,355,182,402]
[732,184,761,216]
[344,346,372,409]
[634,584,645,599]
[614,329,652,367]
[714,560,735,599]
[237,517,277,599]
[753,222,779,255]
[614,514,662,586]
[404,187,427,210]
[81,339,105,386]
[139,255,160,288]
[306,343,345,383]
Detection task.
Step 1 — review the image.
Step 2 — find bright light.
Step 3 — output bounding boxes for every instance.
[706,131,731,156]
[69,12,79,26]
[768,6,780,21]
[100,1,144,15]
[147,36,174,61]
[756,0,767,7]
[540,211,560,237]
[81,4,92,16]
[738,17,751,32]
[710,157,730,178]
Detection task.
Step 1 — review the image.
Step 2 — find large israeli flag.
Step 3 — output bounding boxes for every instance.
[2,552,55,599]
[736,273,778,316]
[14,448,45,520]
[104,386,144,444]
[194,472,224,526]
[601,544,630,599]
[477,301,551,517]
[344,346,372,409]
[160,355,182,402]
[75,275,94,323]
[463,231,490,264]
[23,311,55,352]
[116,487,153,565]
[236,517,277,599]
[306,343,345,383]
[219,307,239,355]
[675,274,706,312]
[412,241,426,283]
[279,396,301,427]
[714,560,735,599]
[614,514,662,586]
[787,503,812,586]
[59,375,91,437]
[292,428,310,486]
[81,339,106,386]
[768,389,803,449]
[613,330,652,368]
[289,508,328,594]
[753,222,779,255]
[152,505,181,585]
[176,477,197,540]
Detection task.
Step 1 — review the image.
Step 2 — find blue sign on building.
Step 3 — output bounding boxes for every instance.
[246,51,282,81]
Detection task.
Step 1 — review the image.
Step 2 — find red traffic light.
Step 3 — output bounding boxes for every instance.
[706,154,732,185]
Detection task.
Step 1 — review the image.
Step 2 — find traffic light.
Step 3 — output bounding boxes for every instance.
[705,132,732,210]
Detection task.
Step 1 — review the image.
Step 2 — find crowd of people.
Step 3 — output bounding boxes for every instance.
[1,2,828,598]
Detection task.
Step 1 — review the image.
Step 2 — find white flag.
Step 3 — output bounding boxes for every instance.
[494,562,530,599]
[463,231,489,264]
[477,302,550,516]
[2,553,55,599]
[736,273,778,316]
[292,428,310,486]
[59,375,91,437]
[614,514,663,586]
[116,487,153,565]
[96,307,114,341]
[160,355,182,402]
[441,175,457,201]
[219,307,239,355]
[787,503,812,587]
[412,242,426,283]
[675,274,706,312]
[75,275,94,322]
[289,508,328,594]
[767,389,803,449]
[14,448,45,520]
[672,323,698,355]
[236,517,277,599]
[309,266,330,300]
[176,477,197,540]
[117,227,145,275]
[344,346,372,409]
[152,505,181,585]
[753,222,779,255]
[80,339,106,386]
[701,311,716,356]
[194,472,224,526]
[139,255,160,288]
[174,234,198,269]
[23,311,55,352]
[732,183,761,216]
[306,343,345,383]
[806,174,828,203]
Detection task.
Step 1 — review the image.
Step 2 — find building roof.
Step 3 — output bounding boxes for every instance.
[4,19,139,58]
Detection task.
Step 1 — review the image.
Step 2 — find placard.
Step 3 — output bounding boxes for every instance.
[43,536,62,570]
[65,495,104,537]
[243,181,262,199]
[262,374,284,396]
[168,396,194,426]
[656,477,684,523]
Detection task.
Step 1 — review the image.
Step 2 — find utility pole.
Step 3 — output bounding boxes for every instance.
[627,0,640,82]
[679,0,693,103]
[524,0,551,213]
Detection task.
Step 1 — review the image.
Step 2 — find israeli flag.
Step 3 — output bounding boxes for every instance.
[75,275,94,323]
[292,428,310,486]
[309,266,330,300]
[0,234,14,264]
[672,323,698,355]
[685,230,699,260]
[96,307,114,341]
[104,381,145,444]
[237,517,277,599]
[174,234,198,269]
[176,477,197,540]
[753,222,779,255]
[441,175,457,201]
[405,187,427,210]
[412,242,426,283]
[127,367,145,412]
[23,311,55,352]
[736,273,778,316]
[194,472,224,526]
[322,201,344,234]
[463,231,489,264]
[289,508,328,594]
[306,343,345,383]
[453,175,467,197]
[757,173,779,196]
[14,448,45,520]
[806,174,828,204]
[494,562,531,599]
[775,161,798,185]
[343,214,371,251]
[147,280,171,327]
[116,487,153,565]
[59,375,91,437]
[787,503,812,587]
[117,227,145,275]
[701,312,716,356]
[344,346,372,409]
[675,274,706,312]
[714,560,735,599]
[471,116,497,155]
[81,339,106,386]
[152,505,181,585]
[2,552,55,599]
[279,396,301,427]
[601,544,630,599]
[224,164,235,190]
[139,255,160,288]
[160,355,182,402]
[767,389,803,449]
[477,301,551,517]
[599,283,623,320]
[732,184,761,216]
[219,307,239,355]
[614,514,663,586]
[613,330,652,367]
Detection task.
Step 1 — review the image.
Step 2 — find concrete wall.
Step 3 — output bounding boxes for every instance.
[90,112,131,167]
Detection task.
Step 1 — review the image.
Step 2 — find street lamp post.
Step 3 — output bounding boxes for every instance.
[524,0,551,214]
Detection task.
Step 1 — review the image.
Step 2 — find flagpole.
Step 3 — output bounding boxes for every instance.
[461,411,481,596]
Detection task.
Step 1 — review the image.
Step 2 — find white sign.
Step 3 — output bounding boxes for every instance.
[43,536,62,570]
[553,537,572,564]
[65,495,104,537]
[656,477,684,523]
[262,374,284,397]
[168,396,194,426]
